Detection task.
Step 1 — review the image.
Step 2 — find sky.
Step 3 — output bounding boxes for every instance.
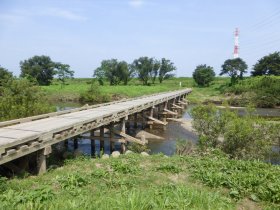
[0,0,279,77]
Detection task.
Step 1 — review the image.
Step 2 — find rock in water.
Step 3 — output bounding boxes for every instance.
[102,154,110,159]
[125,150,133,155]
[111,151,120,158]
[141,152,149,156]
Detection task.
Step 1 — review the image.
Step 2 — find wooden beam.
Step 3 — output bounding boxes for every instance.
[166,118,184,123]
[163,108,178,115]
[172,104,183,109]
[146,116,168,125]
[113,130,146,145]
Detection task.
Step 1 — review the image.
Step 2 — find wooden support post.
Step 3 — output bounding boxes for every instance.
[64,139,68,150]
[134,113,138,128]
[100,126,104,154]
[149,107,154,129]
[142,110,146,129]
[120,118,126,154]
[37,149,46,175]
[109,123,115,153]
[90,130,95,157]
[73,138,78,150]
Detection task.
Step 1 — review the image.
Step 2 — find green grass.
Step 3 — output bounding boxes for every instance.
[1,153,279,209]
[43,77,228,103]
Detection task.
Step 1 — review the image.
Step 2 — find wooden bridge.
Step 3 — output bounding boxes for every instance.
[0,89,191,174]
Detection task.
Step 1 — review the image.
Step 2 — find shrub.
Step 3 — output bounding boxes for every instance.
[79,82,111,103]
[191,105,274,160]
[192,64,215,86]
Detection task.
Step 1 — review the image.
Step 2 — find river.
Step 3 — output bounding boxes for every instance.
[55,102,279,163]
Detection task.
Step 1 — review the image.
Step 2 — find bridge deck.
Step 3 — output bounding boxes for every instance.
[0,89,191,164]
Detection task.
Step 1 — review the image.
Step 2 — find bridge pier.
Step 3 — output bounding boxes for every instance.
[37,146,52,175]
[109,122,115,153]
[134,113,138,128]
[120,118,127,154]
[100,126,104,155]
[90,130,96,157]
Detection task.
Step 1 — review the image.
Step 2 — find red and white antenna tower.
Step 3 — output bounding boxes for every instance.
[233,28,239,58]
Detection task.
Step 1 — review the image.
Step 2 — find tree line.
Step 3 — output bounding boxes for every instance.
[192,51,280,86]
[93,57,176,86]
[0,56,176,87]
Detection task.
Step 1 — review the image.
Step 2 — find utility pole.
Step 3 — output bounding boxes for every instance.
[233,28,239,59]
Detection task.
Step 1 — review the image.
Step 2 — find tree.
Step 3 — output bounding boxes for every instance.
[93,67,105,85]
[150,59,160,84]
[220,58,248,85]
[158,58,176,83]
[20,55,56,85]
[252,52,280,76]
[117,61,134,85]
[55,63,74,88]
[193,64,215,86]
[0,66,13,86]
[132,57,155,85]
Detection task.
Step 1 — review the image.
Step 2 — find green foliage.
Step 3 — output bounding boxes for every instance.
[79,81,111,103]
[0,65,13,86]
[56,173,90,190]
[132,56,157,85]
[93,59,134,86]
[0,78,54,121]
[0,186,54,206]
[156,164,181,173]
[191,105,275,160]
[127,142,151,153]
[252,51,280,76]
[109,158,140,174]
[184,152,280,203]
[158,58,176,83]
[191,104,235,148]
[20,55,56,85]
[220,58,248,84]
[225,76,280,107]
[0,176,7,192]
[55,62,74,88]
[176,139,194,155]
[193,64,215,87]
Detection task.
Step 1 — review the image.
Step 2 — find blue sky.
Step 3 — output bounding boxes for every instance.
[0,0,279,77]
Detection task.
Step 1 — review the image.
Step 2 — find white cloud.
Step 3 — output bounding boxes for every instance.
[44,8,87,21]
[128,0,144,8]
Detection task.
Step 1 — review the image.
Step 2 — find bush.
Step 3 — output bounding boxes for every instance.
[191,105,274,160]
[192,64,215,87]
[79,83,111,103]
[0,78,54,121]
[225,76,280,108]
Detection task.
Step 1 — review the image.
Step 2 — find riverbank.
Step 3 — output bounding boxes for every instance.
[42,77,227,103]
[1,153,279,209]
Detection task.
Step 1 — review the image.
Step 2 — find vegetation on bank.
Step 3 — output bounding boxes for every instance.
[0,152,279,209]
[0,79,54,121]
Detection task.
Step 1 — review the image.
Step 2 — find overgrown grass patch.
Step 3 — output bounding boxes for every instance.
[0,153,278,209]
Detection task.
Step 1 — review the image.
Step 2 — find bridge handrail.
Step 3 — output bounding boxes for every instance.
[0,88,191,128]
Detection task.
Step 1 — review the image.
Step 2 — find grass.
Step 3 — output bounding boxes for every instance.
[42,77,228,103]
[0,153,279,209]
